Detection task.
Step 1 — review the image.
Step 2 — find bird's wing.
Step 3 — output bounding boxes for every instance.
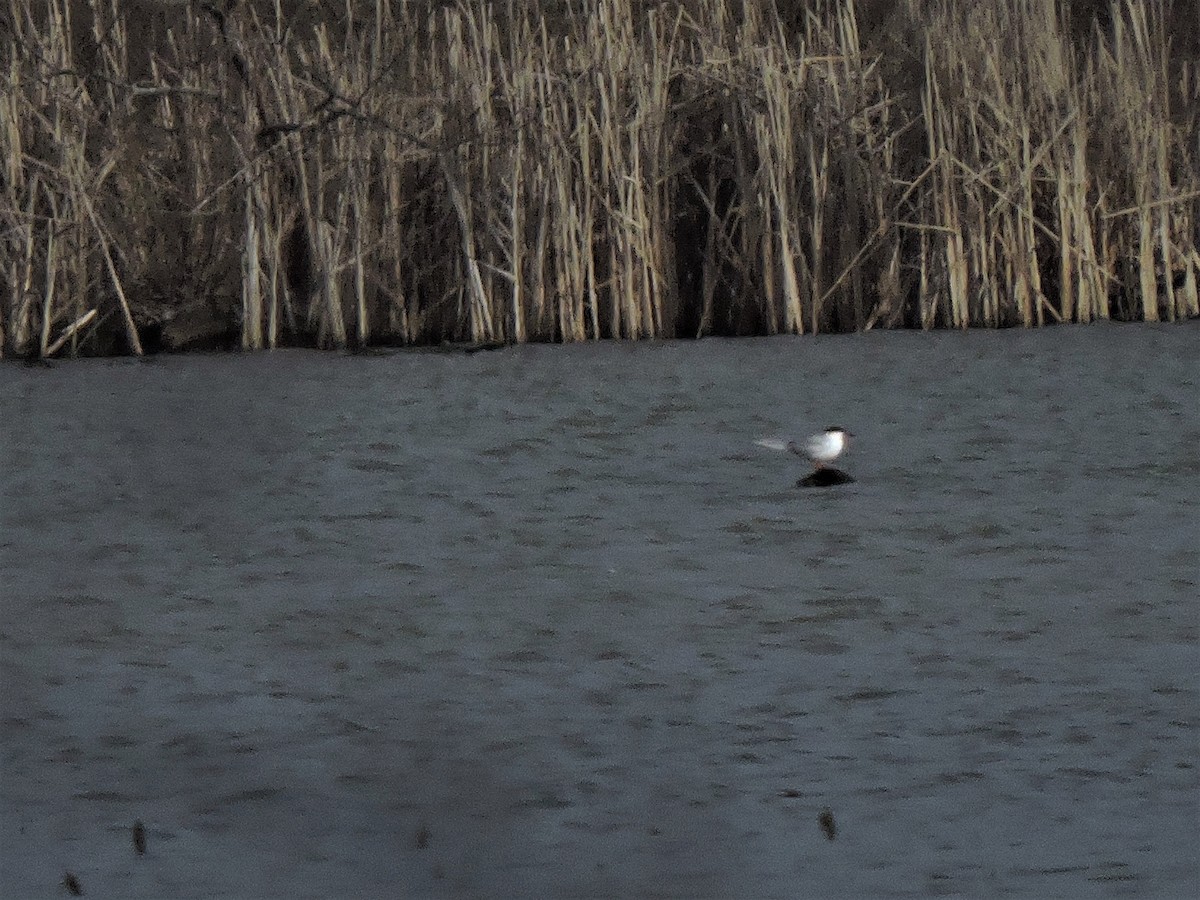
[754,438,789,452]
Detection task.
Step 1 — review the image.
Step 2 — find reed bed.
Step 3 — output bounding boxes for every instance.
[0,0,1196,356]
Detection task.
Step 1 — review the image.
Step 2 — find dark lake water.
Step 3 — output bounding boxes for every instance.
[2,324,1198,898]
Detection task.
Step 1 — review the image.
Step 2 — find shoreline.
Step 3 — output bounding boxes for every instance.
[4,316,1198,364]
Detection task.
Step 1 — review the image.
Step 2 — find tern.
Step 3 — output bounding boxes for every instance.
[755,426,853,469]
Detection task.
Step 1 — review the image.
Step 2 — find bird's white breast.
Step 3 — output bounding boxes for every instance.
[806,431,844,461]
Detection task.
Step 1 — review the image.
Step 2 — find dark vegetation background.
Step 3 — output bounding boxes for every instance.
[0,0,1196,356]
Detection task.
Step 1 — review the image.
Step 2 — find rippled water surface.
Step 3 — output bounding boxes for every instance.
[2,325,1198,898]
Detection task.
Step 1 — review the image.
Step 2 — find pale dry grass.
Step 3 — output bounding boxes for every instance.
[0,0,1195,356]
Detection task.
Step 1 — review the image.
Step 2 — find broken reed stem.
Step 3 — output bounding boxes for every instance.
[45,308,98,357]
[0,0,1196,357]
[78,185,143,356]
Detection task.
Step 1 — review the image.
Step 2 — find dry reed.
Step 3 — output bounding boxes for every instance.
[0,0,1196,357]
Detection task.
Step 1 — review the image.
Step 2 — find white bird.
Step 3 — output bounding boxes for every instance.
[756,426,854,469]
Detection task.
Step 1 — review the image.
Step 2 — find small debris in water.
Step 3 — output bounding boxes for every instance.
[818,807,837,841]
[62,871,84,895]
[132,820,146,855]
[415,824,430,849]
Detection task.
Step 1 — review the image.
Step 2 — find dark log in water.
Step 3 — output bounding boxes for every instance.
[797,468,855,488]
